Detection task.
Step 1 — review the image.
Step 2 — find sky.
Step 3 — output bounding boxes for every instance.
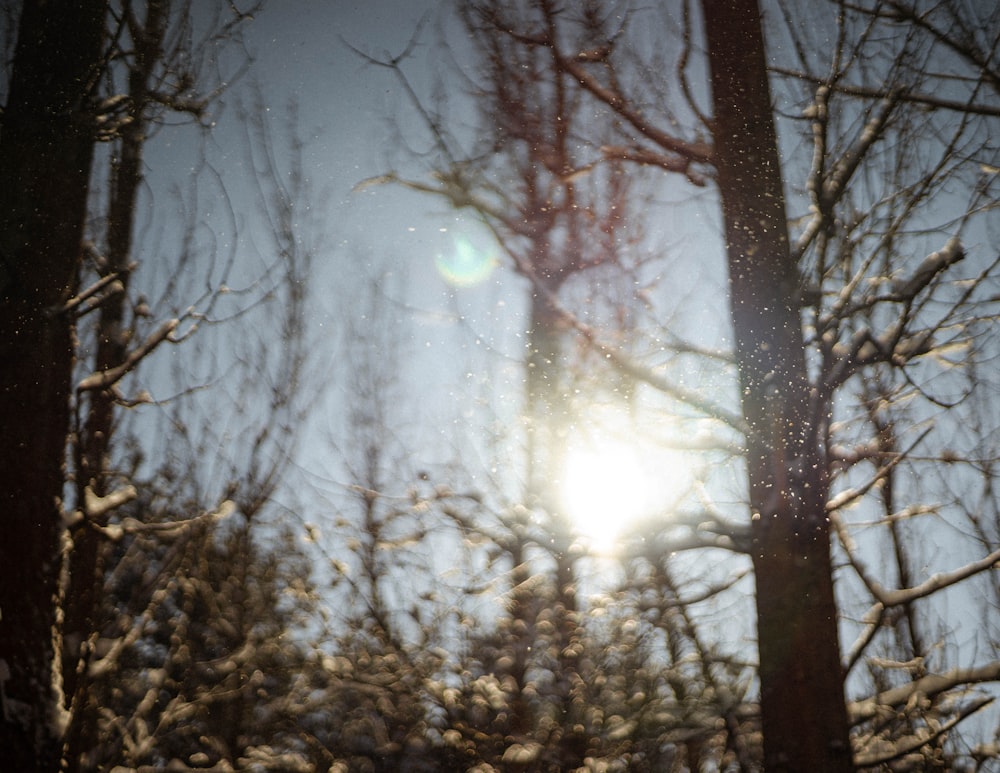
[247,0,474,273]
[133,1,705,599]
[7,0,998,751]
[134,0,536,485]
[249,0,998,699]
[249,0,526,400]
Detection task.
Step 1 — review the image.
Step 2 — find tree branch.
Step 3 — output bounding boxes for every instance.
[76,316,182,392]
[849,663,1000,723]
[854,696,993,766]
[771,66,1000,117]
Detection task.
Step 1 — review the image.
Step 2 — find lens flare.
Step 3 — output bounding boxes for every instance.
[435,234,497,287]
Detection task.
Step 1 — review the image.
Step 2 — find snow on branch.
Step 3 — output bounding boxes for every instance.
[843,601,886,674]
[56,272,125,317]
[848,662,1000,723]
[888,237,965,301]
[821,239,965,389]
[87,500,237,543]
[77,317,182,392]
[876,545,1000,608]
[62,485,138,529]
[116,500,237,538]
[835,506,1000,613]
[85,485,138,520]
[826,427,932,513]
[841,542,999,673]
[819,93,901,214]
[854,695,994,767]
[824,238,963,327]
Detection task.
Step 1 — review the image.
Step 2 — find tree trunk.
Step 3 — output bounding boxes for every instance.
[62,6,165,769]
[524,286,586,767]
[700,1,853,770]
[0,2,106,769]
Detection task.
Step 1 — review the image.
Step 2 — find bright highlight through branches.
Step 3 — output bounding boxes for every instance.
[559,416,692,554]
[561,440,651,552]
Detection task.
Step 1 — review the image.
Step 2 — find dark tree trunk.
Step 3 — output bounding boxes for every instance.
[0,2,106,769]
[62,6,165,769]
[700,1,854,770]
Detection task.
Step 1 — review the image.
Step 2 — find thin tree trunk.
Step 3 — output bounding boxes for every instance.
[0,2,106,770]
[524,286,586,767]
[700,1,853,769]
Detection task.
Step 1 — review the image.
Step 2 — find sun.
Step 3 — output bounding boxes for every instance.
[560,439,653,552]
[558,409,693,554]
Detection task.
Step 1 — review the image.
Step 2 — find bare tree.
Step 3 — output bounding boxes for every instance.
[65,65,317,763]
[63,3,193,759]
[700,2,852,767]
[0,2,326,770]
[365,0,1000,769]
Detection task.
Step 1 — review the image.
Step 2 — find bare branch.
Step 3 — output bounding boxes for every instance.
[877,546,1000,609]
[600,144,710,185]
[76,316,183,392]
[854,696,994,766]
[849,663,1000,723]
[771,66,1000,117]
[880,1,1000,95]
[556,53,713,166]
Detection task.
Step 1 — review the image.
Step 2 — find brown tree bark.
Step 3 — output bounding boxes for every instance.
[700,0,853,770]
[0,1,106,769]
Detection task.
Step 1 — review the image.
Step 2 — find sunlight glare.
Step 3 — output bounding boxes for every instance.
[559,410,694,554]
[562,441,648,552]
